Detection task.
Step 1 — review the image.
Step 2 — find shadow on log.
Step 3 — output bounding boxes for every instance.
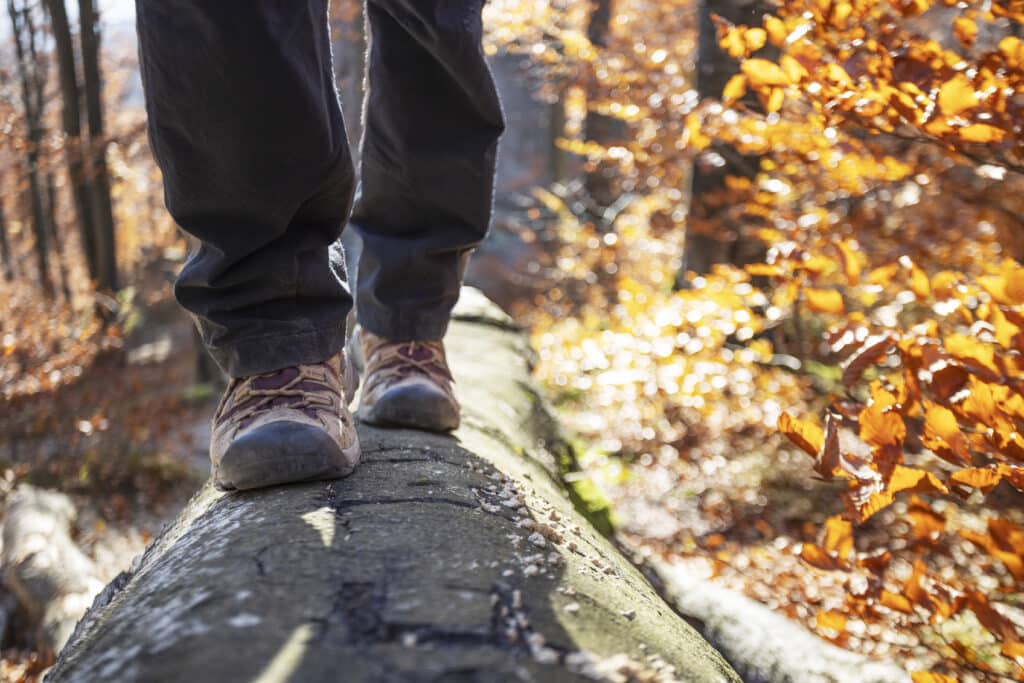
[48,290,738,683]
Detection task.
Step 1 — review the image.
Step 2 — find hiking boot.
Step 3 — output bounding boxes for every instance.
[210,355,360,490]
[355,329,460,432]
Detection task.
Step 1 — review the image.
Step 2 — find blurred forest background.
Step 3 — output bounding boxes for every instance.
[1,0,1023,680]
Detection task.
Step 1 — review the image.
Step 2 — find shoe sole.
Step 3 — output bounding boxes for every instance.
[214,421,361,491]
[357,384,460,433]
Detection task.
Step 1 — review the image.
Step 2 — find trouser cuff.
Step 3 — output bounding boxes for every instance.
[205,322,347,379]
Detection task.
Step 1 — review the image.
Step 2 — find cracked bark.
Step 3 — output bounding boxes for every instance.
[48,289,738,683]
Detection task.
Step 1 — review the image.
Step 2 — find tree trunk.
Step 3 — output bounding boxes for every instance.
[583,0,627,219]
[683,0,773,277]
[46,172,74,302]
[8,0,53,298]
[44,0,99,287]
[0,191,14,281]
[78,0,118,293]
[48,290,738,683]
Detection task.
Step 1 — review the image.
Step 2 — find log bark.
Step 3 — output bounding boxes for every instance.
[48,290,738,683]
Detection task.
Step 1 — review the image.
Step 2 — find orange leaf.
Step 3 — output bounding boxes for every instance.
[722,74,747,104]
[745,263,784,277]
[868,263,900,286]
[764,16,787,46]
[880,590,913,614]
[922,402,971,464]
[780,55,808,83]
[815,609,847,633]
[741,58,790,88]
[953,16,978,47]
[911,673,957,683]
[937,73,976,117]
[765,86,785,113]
[1002,641,1024,659]
[966,590,1018,641]
[1004,264,1024,303]
[950,465,1007,492]
[805,288,845,315]
[999,36,1024,69]
[779,412,824,456]
[907,495,946,542]
[800,543,842,570]
[836,240,862,286]
[822,515,853,558]
[859,402,906,449]
[841,334,895,387]
[958,123,1006,143]
[944,334,1000,379]
[888,465,948,496]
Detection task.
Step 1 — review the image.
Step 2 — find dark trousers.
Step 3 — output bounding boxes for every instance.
[135,0,504,377]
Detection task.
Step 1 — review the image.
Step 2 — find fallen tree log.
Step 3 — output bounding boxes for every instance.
[48,290,738,683]
[2,485,104,656]
[651,561,910,683]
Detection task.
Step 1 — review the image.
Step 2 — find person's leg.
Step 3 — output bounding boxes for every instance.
[136,0,360,488]
[352,0,505,340]
[137,0,354,378]
[351,0,505,431]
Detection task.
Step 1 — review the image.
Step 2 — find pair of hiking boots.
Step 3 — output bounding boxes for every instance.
[209,329,459,491]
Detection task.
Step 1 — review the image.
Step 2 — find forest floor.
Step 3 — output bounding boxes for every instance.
[0,287,215,680]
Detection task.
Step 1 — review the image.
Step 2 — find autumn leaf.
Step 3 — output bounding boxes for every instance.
[960,519,1024,580]
[999,36,1024,68]
[859,402,906,450]
[1002,641,1024,659]
[815,411,842,478]
[805,288,844,314]
[835,240,862,286]
[880,590,913,614]
[950,465,1010,492]
[722,74,747,104]
[921,402,971,464]
[907,496,945,541]
[911,673,957,683]
[958,123,1006,144]
[822,514,853,558]
[857,465,948,522]
[816,609,847,633]
[953,17,977,47]
[944,334,1000,379]
[800,542,842,570]
[779,412,824,456]
[965,590,1019,641]
[841,334,895,387]
[937,74,976,117]
[745,262,785,277]
[780,55,808,83]
[763,15,787,46]
[741,58,790,88]
[889,465,948,496]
